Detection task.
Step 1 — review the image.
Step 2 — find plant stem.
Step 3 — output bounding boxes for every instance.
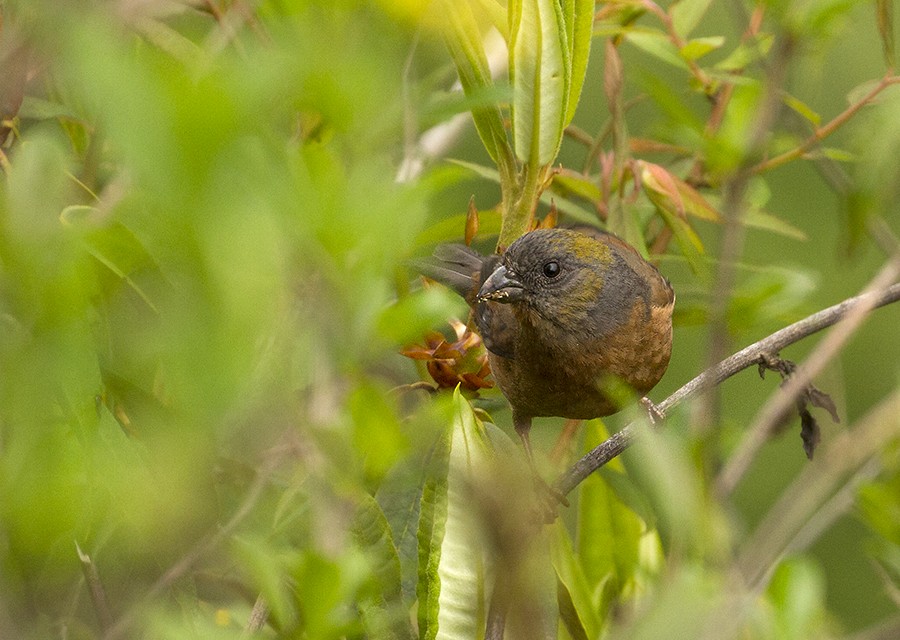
[498,162,545,249]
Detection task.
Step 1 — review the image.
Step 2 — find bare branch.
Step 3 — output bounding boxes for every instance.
[717,257,900,495]
[555,280,900,497]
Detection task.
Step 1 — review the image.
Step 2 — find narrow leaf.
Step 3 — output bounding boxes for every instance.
[714,33,774,71]
[679,36,725,61]
[510,0,570,166]
[783,92,821,127]
[625,28,690,71]
[449,159,598,222]
[550,168,602,202]
[564,0,596,124]
[670,0,715,37]
[441,0,511,164]
[743,210,808,240]
[652,204,707,274]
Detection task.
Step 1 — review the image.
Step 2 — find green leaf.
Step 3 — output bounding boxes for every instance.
[625,28,690,71]
[354,493,416,640]
[638,160,721,222]
[743,210,808,241]
[670,0,714,37]
[679,36,725,61]
[440,0,512,165]
[416,389,492,640]
[448,159,599,223]
[470,0,509,38]
[714,33,774,71]
[651,203,707,275]
[876,0,895,69]
[550,169,602,202]
[577,421,648,599]
[509,0,570,166]
[564,0,596,125]
[552,521,600,640]
[783,93,821,127]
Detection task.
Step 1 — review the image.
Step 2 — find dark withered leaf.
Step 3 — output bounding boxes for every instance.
[807,386,840,423]
[799,408,821,460]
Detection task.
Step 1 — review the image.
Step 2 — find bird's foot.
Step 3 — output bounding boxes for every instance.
[640,397,665,425]
[531,475,569,524]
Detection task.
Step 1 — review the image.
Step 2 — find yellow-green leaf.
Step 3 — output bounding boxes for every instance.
[564,0,596,125]
[510,0,570,166]
[416,388,493,640]
[440,0,511,165]
[680,36,725,61]
[783,92,821,127]
[670,0,714,37]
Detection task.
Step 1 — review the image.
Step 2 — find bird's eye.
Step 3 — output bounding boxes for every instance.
[542,261,560,278]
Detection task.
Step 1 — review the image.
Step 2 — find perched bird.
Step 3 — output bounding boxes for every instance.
[418,228,674,494]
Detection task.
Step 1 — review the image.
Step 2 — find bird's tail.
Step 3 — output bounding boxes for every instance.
[411,244,493,304]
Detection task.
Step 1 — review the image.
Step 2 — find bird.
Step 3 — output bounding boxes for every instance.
[417,227,674,501]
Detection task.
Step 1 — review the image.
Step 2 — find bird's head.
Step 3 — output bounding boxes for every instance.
[477,229,612,324]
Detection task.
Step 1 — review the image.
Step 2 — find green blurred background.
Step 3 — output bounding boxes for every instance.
[0,0,898,638]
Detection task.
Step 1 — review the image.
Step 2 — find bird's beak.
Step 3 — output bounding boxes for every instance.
[476,264,526,303]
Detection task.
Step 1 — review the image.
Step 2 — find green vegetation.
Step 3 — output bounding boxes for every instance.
[0,1,898,638]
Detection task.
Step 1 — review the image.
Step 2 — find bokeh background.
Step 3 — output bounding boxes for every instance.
[0,1,898,638]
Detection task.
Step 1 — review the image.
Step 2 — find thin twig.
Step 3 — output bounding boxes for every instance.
[241,594,270,638]
[717,257,900,495]
[751,74,900,175]
[76,542,114,633]
[554,280,900,496]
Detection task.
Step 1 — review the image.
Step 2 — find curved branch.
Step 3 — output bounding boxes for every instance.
[554,280,900,497]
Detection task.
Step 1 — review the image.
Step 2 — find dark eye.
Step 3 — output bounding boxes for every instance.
[542,261,560,278]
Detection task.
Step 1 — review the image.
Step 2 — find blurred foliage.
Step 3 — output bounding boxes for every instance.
[0,1,898,639]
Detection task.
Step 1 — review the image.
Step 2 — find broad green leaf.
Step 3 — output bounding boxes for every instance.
[417,388,492,640]
[440,0,511,164]
[670,0,714,37]
[577,421,646,603]
[510,0,570,166]
[564,0,596,124]
[354,493,416,640]
[679,36,725,61]
[625,28,690,71]
[552,521,600,640]
[876,0,895,69]
[783,93,821,127]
